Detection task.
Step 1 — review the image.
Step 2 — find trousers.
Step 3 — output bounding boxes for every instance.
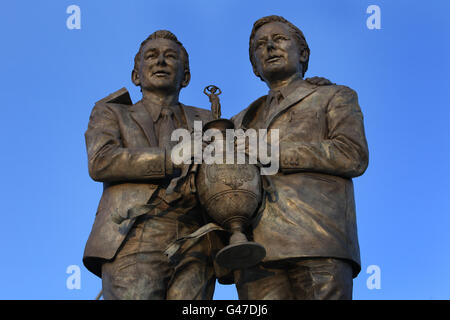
[236,257,353,300]
[101,207,217,300]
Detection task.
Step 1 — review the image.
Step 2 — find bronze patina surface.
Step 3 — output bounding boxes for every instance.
[83,18,367,300]
[83,30,227,300]
[231,15,369,300]
[195,101,265,270]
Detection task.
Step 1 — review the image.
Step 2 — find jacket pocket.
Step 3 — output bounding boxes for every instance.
[289,110,318,122]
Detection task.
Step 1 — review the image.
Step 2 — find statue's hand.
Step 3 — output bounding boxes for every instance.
[233,138,272,167]
[305,76,334,86]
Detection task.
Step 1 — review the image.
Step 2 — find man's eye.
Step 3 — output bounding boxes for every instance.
[166,54,177,59]
[256,41,266,48]
[146,53,157,59]
[274,36,288,42]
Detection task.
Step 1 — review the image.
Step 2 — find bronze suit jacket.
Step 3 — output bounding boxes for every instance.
[232,80,369,276]
[83,88,212,277]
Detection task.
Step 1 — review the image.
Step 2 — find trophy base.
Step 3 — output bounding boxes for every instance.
[215,241,266,270]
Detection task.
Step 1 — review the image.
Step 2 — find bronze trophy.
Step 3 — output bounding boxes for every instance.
[196,85,266,270]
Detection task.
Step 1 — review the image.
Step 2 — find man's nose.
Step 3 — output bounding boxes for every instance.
[156,54,166,65]
[266,39,275,50]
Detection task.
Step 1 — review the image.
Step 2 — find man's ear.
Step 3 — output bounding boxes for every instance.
[252,64,261,79]
[131,69,140,86]
[299,48,309,64]
[181,70,191,88]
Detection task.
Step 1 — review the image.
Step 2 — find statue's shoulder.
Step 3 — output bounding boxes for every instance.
[315,83,357,98]
[181,104,213,122]
[334,84,358,96]
[231,95,267,127]
[88,88,134,121]
[95,87,133,107]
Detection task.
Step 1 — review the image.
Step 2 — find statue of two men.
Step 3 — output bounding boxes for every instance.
[83,15,368,300]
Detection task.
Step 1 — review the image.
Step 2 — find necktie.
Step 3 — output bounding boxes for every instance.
[270,90,283,106]
[264,90,283,124]
[158,107,176,150]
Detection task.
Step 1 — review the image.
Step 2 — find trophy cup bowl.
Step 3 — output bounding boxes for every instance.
[196,119,266,270]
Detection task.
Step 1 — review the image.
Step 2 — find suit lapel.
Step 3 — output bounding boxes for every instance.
[264,84,317,129]
[180,104,206,133]
[236,96,267,129]
[129,100,158,147]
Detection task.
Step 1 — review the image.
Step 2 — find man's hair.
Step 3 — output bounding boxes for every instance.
[132,30,190,76]
[249,15,310,79]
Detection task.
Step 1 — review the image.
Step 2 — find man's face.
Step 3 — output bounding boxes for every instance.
[252,22,304,84]
[136,38,187,93]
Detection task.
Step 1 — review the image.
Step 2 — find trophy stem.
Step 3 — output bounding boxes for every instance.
[228,219,249,245]
[215,218,266,270]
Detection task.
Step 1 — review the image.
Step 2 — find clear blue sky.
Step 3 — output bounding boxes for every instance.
[0,0,449,300]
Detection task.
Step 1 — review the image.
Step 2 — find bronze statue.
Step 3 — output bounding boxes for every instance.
[83,21,363,300]
[231,15,369,300]
[82,30,229,299]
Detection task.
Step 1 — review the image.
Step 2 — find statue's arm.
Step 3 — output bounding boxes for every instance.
[279,86,369,178]
[85,103,170,183]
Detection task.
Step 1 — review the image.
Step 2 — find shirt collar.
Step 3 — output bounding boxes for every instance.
[270,76,307,100]
[142,98,179,122]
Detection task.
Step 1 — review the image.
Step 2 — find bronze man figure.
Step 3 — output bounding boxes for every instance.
[83,30,227,299]
[232,16,369,299]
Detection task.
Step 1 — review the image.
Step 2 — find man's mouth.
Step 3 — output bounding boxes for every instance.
[266,55,282,63]
[153,70,170,77]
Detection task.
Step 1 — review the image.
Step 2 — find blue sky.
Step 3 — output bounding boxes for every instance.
[0,0,449,299]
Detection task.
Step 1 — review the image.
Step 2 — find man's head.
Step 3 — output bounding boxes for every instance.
[249,16,310,84]
[132,30,190,94]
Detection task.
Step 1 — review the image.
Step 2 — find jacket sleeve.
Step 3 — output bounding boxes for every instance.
[85,102,171,183]
[279,86,369,178]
